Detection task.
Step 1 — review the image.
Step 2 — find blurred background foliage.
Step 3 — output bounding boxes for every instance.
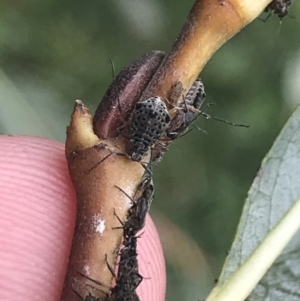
[0,0,299,300]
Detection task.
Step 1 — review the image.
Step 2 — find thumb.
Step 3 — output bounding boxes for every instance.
[0,135,166,301]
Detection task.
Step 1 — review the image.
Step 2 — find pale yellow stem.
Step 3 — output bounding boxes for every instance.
[206,198,300,301]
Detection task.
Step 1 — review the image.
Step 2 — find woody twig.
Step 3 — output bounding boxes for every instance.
[62,0,273,300]
[62,52,163,301]
[141,0,272,104]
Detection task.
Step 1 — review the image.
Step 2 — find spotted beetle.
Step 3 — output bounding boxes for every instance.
[128,96,171,162]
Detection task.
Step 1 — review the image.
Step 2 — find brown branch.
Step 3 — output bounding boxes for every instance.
[62,0,273,300]
[62,101,149,300]
[141,0,272,105]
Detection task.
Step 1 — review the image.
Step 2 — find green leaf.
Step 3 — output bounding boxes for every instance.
[206,106,300,301]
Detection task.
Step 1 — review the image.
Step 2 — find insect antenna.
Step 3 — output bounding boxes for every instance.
[200,112,250,128]
[71,281,85,300]
[77,271,109,290]
[192,102,249,128]
[134,175,152,197]
[259,11,273,22]
[190,124,207,135]
[86,153,113,173]
[276,21,283,35]
[141,162,153,177]
[112,208,126,231]
[85,143,125,173]
[71,279,105,301]
[105,254,118,278]
[109,59,123,114]
[114,185,135,204]
[84,285,109,299]
[178,102,213,135]
[86,147,146,175]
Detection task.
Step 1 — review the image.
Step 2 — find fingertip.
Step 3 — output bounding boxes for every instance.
[138,215,166,301]
[0,135,166,301]
[0,135,76,301]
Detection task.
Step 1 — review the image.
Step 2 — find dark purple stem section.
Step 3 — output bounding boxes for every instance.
[93,51,165,138]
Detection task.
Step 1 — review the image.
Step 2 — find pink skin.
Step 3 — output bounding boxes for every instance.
[0,136,166,301]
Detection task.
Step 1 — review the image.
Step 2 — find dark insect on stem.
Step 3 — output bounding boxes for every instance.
[168,78,249,138]
[108,239,143,300]
[264,0,293,20]
[153,78,206,153]
[151,78,249,164]
[107,234,142,300]
[114,186,149,236]
[166,78,207,140]
[109,76,171,164]
[128,96,171,162]
[95,54,171,165]
[107,177,154,301]
[134,175,155,210]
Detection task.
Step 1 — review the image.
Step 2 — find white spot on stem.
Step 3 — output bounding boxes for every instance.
[83,264,90,275]
[92,214,106,234]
